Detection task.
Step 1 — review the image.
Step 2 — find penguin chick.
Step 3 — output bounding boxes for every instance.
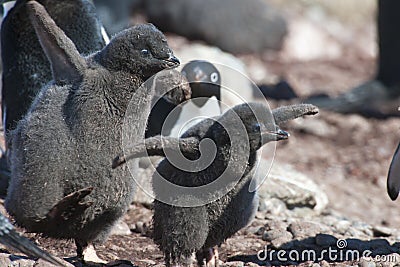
[113,103,318,266]
[146,60,221,138]
[5,1,180,263]
[0,213,66,266]
[1,0,106,137]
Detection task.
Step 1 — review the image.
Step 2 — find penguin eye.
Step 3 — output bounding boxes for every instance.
[210,72,219,83]
[252,123,261,132]
[141,49,150,57]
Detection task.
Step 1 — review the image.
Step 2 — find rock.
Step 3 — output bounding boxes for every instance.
[223,262,244,267]
[144,0,287,54]
[372,225,393,237]
[315,234,338,247]
[270,232,294,248]
[259,198,286,215]
[132,221,148,234]
[288,221,324,239]
[319,261,331,267]
[358,257,376,267]
[262,229,292,242]
[290,207,317,218]
[258,163,329,214]
[334,220,351,234]
[264,220,288,231]
[110,220,131,236]
[243,226,263,236]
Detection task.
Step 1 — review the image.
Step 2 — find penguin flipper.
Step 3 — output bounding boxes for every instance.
[0,214,66,266]
[113,136,200,168]
[46,187,93,222]
[388,143,400,200]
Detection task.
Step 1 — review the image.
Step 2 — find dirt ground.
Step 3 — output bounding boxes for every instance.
[2,1,400,266]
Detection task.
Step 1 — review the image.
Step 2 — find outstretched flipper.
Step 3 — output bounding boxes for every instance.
[272,104,319,125]
[27,0,86,85]
[113,136,199,168]
[114,104,319,168]
[0,213,66,266]
[46,187,93,222]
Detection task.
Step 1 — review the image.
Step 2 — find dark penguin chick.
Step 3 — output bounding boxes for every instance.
[113,103,318,266]
[1,0,106,138]
[387,142,400,200]
[0,213,66,266]
[146,60,221,138]
[5,1,180,263]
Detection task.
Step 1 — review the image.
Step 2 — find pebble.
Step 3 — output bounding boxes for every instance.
[110,220,131,236]
[288,221,323,238]
[262,229,292,242]
[372,225,393,237]
[271,234,294,249]
[259,198,287,215]
[335,220,351,234]
[358,257,376,267]
[222,261,244,267]
[132,221,147,234]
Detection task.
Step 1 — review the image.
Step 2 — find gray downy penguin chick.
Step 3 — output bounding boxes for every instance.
[0,0,107,198]
[5,0,180,263]
[113,103,318,266]
[387,142,400,200]
[0,213,66,266]
[1,0,106,137]
[146,60,221,138]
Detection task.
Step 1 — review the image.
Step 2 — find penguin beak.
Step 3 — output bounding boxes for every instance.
[275,129,290,140]
[163,53,180,68]
[388,143,400,200]
[260,129,289,145]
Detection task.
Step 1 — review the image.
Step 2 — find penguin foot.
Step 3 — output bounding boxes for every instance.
[196,247,219,267]
[76,240,107,264]
[305,80,400,118]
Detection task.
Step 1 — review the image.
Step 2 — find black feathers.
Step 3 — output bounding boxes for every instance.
[1,0,105,134]
[5,1,180,259]
[114,103,318,266]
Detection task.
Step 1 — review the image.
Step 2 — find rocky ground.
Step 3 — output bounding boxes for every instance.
[1,0,400,266]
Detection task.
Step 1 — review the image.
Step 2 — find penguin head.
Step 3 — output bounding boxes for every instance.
[96,23,180,79]
[181,60,221,107]
[216,103,288,152]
